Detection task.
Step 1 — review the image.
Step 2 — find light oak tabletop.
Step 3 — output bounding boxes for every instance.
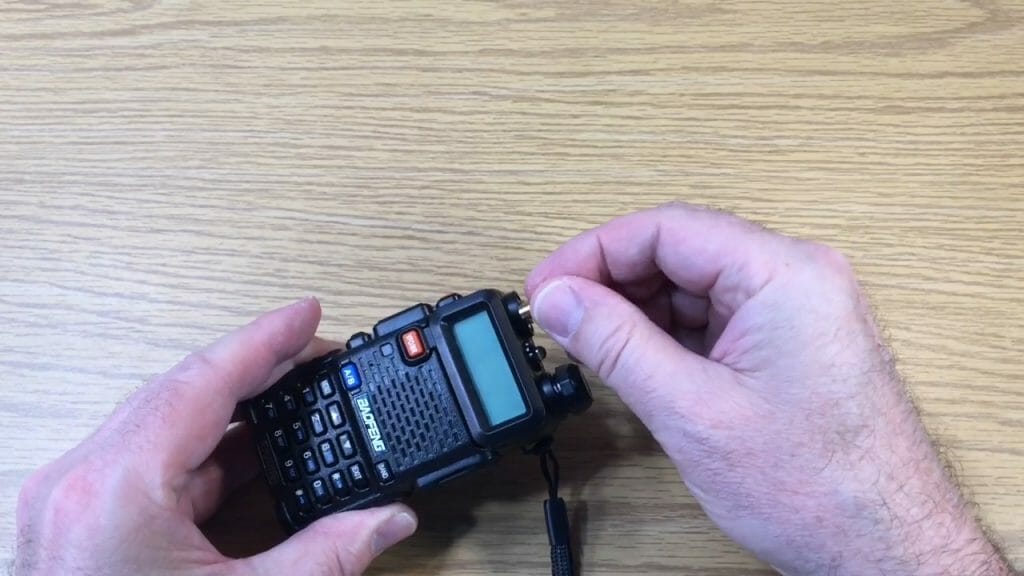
[1,0,1022,573]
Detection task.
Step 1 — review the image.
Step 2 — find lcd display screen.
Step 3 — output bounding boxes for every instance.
[451,310,527,427]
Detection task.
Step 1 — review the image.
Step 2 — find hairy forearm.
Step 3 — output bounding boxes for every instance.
[768,380,1018,576]
[883,484,1015,576]
[826,405,1015,576]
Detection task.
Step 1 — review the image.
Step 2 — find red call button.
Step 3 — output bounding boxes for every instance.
[400,329,426,360]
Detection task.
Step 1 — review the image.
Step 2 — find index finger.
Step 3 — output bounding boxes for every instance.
[102,298,330,476]
[526,202,788,317]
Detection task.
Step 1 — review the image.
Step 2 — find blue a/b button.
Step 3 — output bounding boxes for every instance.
[340,363,361,391]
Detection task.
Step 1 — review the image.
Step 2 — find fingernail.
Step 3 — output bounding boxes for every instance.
[532,279,583,340]
[373,511,417,556]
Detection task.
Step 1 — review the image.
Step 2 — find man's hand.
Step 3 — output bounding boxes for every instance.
[527,203,1013,576]
[15,298,417,576]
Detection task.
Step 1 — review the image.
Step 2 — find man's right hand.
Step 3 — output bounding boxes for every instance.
[527,203,1013,576]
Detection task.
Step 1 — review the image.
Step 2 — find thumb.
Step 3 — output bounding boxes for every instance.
[242,504,417,576]
[531,276,724,427]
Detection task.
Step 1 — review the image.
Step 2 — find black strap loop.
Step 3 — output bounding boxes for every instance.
[540,447,560,500]
[530,439,576,576]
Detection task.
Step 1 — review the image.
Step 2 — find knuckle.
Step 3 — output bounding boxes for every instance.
[175,349,221,383]
[18,464,50,508]
[806,242,854,276]
[797,241,865,310]
[17,461,102,553]
[46,465,101,518]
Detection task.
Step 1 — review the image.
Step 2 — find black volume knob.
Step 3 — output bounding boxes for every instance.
[540,364,593,417]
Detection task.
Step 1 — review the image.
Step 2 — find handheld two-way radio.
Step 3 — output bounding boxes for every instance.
[245,289,591,574]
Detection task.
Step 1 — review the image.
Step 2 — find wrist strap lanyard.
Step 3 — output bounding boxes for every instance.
[530,439,576,576]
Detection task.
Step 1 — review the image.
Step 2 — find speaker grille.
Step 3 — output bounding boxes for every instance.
[361,353,469,473]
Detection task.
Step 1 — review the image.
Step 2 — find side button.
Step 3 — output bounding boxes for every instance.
[373,303,431,338]
[415,453,494,490]
[436,293,462,308]
[346,331,372,350]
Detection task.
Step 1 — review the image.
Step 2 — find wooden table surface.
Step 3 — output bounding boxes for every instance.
[2,1,1022,573]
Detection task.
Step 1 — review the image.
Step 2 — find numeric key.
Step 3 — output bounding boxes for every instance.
[299,384,316,406]
[319,439,338,467]
[311,478,331,506]
[302,449,319,475]
[270,428,288,453]
[310,410,327,437]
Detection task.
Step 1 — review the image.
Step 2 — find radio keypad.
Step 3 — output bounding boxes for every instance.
[256,354,392,518]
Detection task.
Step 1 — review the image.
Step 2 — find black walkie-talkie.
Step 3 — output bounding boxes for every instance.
[245,289,592,535]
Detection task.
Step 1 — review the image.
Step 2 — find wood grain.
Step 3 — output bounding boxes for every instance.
[1,0,1022,573]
